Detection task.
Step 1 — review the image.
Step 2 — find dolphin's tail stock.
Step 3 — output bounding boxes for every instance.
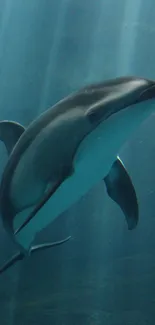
[0,251,24,274]
[0,236,71,275]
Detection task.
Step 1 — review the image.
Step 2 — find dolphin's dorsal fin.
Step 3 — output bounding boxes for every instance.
[104,156,139,230]
[0,120,25,155]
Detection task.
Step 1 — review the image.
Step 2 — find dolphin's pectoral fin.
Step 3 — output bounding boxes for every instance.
[31,235,71,254]
[0,120,25,155]
[0,251,24,275]
[104,156,139,230]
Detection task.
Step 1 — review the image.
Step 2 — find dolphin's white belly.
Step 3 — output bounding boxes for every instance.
[14,101,155,251]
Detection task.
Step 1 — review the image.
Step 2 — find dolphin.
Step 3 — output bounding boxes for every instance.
[0,75,155,274]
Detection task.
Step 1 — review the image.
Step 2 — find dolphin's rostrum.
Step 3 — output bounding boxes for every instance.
[0,75,155,274]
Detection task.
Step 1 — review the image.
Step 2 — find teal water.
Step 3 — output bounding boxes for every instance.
[0,0,155,324]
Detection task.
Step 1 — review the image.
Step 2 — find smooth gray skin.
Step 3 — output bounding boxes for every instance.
[0,76,155,254]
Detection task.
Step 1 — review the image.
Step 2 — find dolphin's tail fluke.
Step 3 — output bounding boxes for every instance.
[30,235,71,254]
[0,236,71,275]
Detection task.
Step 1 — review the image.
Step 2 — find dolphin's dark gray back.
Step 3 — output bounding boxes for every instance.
[1,76,154,166]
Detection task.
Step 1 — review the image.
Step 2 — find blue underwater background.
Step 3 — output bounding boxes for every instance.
[0,0,155,324]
